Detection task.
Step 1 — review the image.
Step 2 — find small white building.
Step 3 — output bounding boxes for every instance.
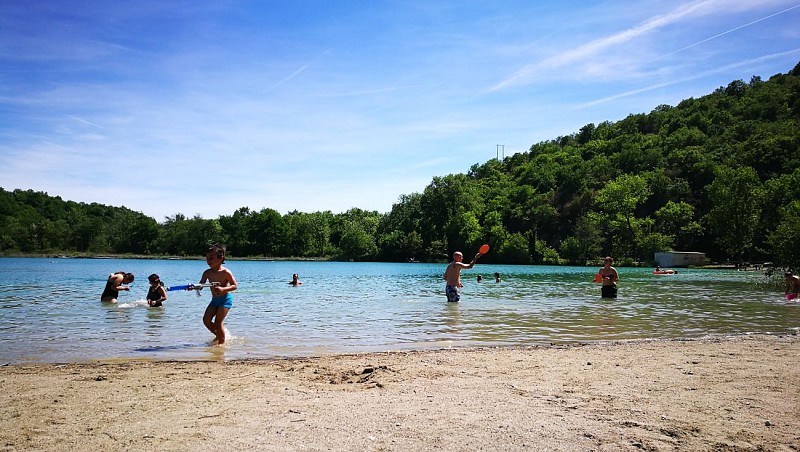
[654,251,706,268]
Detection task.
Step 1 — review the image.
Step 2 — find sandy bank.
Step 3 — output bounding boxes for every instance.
[1,334,798,451]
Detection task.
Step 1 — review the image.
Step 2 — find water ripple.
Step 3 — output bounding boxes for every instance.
[0,258,798,364]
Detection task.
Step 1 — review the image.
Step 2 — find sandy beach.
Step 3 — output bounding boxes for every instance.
[2,334,798,451]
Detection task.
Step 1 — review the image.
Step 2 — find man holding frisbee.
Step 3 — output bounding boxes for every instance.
[443,245,487,302]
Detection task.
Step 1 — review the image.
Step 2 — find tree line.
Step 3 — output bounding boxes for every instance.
[2,61,799,268]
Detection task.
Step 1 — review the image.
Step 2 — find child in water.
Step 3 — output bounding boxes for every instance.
[146,273,167,307]
[195,244,238,345]
[785,271,800,300]
[289,273,302,286]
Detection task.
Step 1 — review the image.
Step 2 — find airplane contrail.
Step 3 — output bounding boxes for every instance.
[271,65,309,88]
[65,114,104,129]
[490,1,800,92]
[654,3,800,61]
[580,48,800,108]
[271,49,333,88]
[490,0,720,91]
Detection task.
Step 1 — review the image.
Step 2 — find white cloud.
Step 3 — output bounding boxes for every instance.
[490,0,800,91]
[1,1,798,221]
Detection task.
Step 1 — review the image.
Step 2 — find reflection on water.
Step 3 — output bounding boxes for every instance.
[0,257,797,364]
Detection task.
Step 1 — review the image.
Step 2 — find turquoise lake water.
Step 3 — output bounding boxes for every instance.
[0,257,797,364]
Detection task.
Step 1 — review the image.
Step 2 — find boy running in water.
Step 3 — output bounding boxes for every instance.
[197,244,238,344]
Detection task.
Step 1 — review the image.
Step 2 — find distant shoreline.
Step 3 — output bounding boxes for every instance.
[0,252,765,268]
[0,253,331,262]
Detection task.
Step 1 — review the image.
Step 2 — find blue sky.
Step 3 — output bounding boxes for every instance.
[1,1,799,222]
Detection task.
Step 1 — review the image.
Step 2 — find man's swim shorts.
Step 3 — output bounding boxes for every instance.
[445,285,460,303]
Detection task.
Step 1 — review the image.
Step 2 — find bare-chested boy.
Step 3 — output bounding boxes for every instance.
[196,244,238,344]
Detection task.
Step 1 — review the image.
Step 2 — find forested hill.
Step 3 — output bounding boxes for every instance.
[2,61,799,267]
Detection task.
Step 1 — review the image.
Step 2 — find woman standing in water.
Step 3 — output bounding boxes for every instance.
[100,271,134,303]
[597,257,619,298]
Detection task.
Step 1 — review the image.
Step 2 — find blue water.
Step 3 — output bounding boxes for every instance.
[1,257,797,364]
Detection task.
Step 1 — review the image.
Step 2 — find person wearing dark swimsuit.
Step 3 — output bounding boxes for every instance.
[100,271,134,303]
[598,256,619,298]
[147,273,167,307]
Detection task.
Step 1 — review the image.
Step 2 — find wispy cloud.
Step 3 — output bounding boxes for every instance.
[1,1,798,220]
[648,3,800,63]
[408,157,450,171]
[490,0,798,91]
[318,86,405,98]
[581,48,800,108]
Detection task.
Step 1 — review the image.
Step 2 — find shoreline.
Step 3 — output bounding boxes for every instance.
[7,330,799,367]
[2,334,798,450]
[0,253,332,262]
[4,254,760,268]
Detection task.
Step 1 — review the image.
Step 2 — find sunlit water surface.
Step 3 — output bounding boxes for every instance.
[1,258,797,364]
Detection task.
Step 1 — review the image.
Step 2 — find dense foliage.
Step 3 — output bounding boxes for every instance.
[3,62,799,267]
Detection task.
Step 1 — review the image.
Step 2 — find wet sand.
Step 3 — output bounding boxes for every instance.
[1,334,798,451]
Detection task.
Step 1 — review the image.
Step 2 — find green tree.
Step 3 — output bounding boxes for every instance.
[248,208,286,256]
[761,170,800,238]
[559,213,603,264]
[338,222,378,261]
[419,174,480,246]
[112,208,160,254]
[445,211,482,255]
[767,200,800,269]
[595,174,651,258]
[158,214,192,255]
[507,185,557,261]
[705,166,763,262]
[481,211,508,258]
[635,217,675,260]
[218,207,253,256]
[654,201,702,250]
[378,230,424,262]
[559,237,583,265]
[498,232,530,264]
[283,211,331,257]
